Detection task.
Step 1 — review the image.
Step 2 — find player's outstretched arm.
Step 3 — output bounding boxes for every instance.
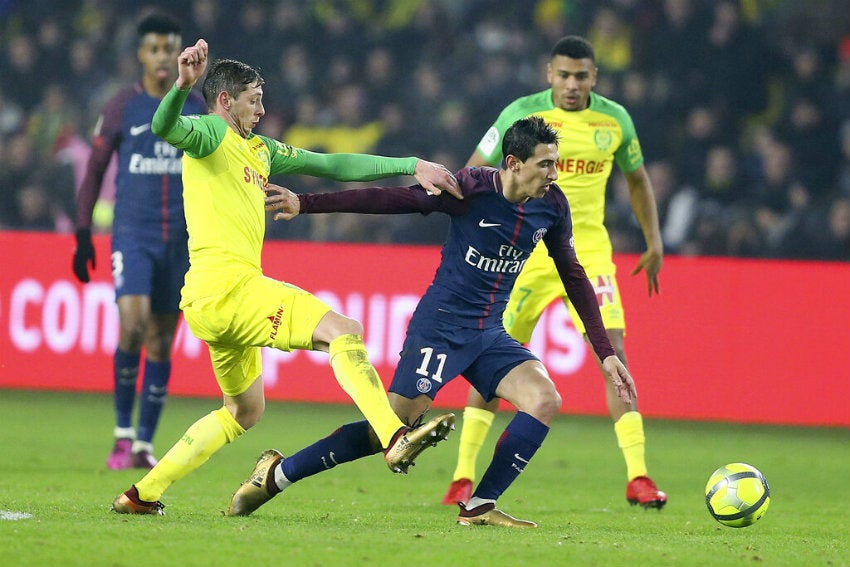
[152,39,209,142]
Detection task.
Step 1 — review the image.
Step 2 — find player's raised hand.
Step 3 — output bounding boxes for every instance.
[601,355,636,406]
[176,39,209,90]
[413,160,462,200]
[265,184,301,221]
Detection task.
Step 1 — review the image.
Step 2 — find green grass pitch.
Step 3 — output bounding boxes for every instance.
[0,389,847,567]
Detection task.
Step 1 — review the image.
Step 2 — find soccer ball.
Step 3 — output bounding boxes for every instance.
[705,463,770,528]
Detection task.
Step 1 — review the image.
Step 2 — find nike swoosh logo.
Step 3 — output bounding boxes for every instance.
[478,219,501,228]
[514,453,529,464]
[129,123,150,136]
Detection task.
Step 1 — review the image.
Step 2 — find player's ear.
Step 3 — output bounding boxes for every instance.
[218,91,231,110]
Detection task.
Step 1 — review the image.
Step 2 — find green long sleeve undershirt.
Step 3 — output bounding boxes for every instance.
[152,84,419,181]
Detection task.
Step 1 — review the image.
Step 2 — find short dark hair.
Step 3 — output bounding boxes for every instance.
[202,59,265,108]
[502,116,559,163]
[551,35,595,62]
[137,12,181,37]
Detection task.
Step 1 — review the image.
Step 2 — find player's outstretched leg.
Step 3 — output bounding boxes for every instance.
[384,413,456,474]
[228,449,285,516]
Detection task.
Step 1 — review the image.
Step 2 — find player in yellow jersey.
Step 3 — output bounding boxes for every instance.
[112,39,460,515]
[443,36,667,509]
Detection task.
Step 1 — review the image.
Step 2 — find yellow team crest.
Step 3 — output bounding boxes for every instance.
[593,129,613,151]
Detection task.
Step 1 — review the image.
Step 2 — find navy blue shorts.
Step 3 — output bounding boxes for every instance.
[389,315,539,402]
[111,233,189,313]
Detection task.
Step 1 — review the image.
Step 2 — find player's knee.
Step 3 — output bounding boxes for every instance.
[229,400,265,430]
[521,386,561,423]
[326,312,364,338]
[235,413,262,430]
[119,323,146,351]
[144,335,175,360]
[540,388,562,420]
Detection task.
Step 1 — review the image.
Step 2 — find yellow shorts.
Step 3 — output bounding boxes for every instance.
[504,250,625,343]
[182,272,331,397]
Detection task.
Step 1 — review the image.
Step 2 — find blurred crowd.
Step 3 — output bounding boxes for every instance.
[2,0,849,261]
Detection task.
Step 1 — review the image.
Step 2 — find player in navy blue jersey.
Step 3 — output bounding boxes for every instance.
[227,116,635,527]
[72,12,206,470]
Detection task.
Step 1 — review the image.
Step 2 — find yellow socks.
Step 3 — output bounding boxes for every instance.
[452,406,495,482]
[614,411,647,480]
[136,407,245,502]
[329,334,403,448]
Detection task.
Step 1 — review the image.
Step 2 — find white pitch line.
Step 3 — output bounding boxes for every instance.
[0,510,33,521]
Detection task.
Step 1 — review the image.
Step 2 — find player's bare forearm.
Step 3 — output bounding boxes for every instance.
[626,167,663,295]
[176,39,208,90]
[265,184,301,221]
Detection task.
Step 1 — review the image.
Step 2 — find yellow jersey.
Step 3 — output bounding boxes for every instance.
[151,85,419,306]
[475,89,643,274]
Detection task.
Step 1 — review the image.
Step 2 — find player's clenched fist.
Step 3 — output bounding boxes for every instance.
[176,39,208,89]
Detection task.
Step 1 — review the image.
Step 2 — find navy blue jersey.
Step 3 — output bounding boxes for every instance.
[416,167,570,329]
[299,166,615,362]
[76,83,206,241]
